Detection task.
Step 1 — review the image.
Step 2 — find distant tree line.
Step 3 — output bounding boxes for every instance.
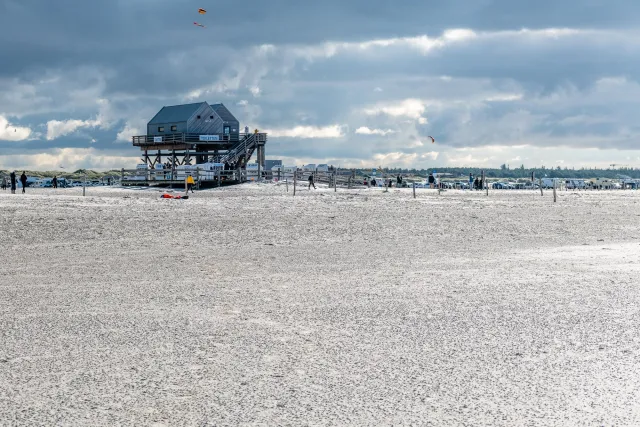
[353,165,640,179]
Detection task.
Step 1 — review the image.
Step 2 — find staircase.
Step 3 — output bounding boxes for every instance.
[214,132,266,166]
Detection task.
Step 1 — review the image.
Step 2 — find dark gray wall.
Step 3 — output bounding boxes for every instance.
[146,102,246,137]
[148,121,187,135]
[186,103,222,134]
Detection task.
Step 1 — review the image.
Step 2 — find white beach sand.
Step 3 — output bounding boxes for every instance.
[1,183,640,425]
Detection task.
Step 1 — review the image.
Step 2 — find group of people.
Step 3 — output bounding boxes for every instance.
[1,171,28,194]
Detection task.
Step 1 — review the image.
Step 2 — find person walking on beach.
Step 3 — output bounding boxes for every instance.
[186,174,195,193]
[428,173,435,189]
[52,176,58,188]
[10,171,16,194]
[20,172,27,193]
[1,176,6,190]
[308,173,316,190]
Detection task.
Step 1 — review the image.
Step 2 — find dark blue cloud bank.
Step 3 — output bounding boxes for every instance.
[1,0,639,170]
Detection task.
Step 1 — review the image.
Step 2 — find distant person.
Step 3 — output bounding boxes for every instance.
[1,176,6,190]
[20,172,27,193]
[10,171,16,194]
[52,176,58,188]
[469,173,474,189]
[186,174,195,193]
[308,174,316,190]
[107,177,111,186]
[428,173,435,189]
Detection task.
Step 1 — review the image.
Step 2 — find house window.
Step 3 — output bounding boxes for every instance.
[171,125,177,132]
[158,126,164,132]
[210,115,214,119]
[197,115,201,119]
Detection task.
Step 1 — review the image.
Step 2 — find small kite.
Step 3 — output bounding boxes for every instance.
[194,22,205,27]
[198,8,207,14]
[428,136,435,143]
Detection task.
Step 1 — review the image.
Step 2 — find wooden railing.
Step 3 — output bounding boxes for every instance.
[132,133,239,146]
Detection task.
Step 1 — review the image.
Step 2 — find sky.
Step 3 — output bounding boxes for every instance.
[1,0,640,171]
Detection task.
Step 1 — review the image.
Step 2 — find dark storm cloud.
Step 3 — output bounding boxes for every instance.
[2,0,640,169]
[2,0,638,74]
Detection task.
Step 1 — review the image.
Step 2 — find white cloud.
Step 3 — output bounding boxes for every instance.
[46,118,100,140]
[0,147,139,171]
[363,98,427,120]
[275,27,590,60]
[485,93,523,102]
[265,125,345,138]
[115,121,144,143]
[0,115,32,141]
[355,127,396,136]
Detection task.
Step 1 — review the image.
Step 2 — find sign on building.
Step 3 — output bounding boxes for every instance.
[199,135,220,142]
[153,136,162,143]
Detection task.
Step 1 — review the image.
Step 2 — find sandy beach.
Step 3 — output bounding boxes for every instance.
[1,183,640,425]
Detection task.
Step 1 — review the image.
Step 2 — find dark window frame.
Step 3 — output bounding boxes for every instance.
[158,126,164,132]
[170,125,177,132]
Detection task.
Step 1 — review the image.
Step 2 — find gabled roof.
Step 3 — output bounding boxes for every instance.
[148,102,207,125]
[210,103,238,122]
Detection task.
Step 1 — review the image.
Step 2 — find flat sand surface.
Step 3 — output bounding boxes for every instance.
[1,184,640,426]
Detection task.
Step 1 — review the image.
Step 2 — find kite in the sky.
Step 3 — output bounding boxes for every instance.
[194,22,205,28]
[428,136,435,143]
[198,8,206,14]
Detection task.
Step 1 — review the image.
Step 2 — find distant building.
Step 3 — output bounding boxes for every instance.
[264,159,282,171]
[146,101,239,142]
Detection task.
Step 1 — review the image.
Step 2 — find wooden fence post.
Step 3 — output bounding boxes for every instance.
[539,178,543,196]
[293,171,297,196]
[334,173,337,192]
[413,182,416,198]
[83,174,86,196]
[553,180,557,203]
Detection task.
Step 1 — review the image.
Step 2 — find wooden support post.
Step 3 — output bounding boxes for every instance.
[539,178,543,196]
[553,180,557,203]
[413,182,416,198]
[83,174,86,196]
[348,176,352,189]
[334,172,337,192]
[293,171,297,196]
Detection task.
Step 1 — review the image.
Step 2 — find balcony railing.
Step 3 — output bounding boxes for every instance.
[132,133,240,146]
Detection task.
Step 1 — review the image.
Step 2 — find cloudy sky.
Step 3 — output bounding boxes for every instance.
[1,0,639,171]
